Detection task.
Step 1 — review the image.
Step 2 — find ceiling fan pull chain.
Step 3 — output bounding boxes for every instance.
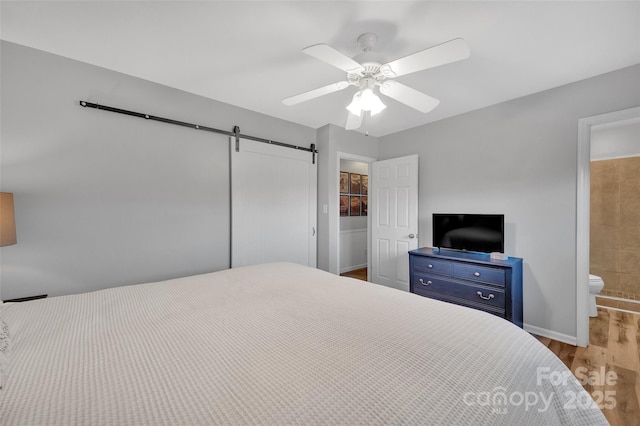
[363,111,369,136]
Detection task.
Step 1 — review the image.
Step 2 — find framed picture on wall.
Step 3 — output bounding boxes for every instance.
[349,196,361,216]
[339,172,349,193]
[339,195,349,216]
[361,196,368,216]
[350,173,361,194]
[361,175,368,195]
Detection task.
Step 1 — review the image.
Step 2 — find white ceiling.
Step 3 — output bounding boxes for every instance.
[2,1,639,137]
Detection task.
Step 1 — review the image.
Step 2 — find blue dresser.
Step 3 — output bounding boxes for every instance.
[409,248,523,327]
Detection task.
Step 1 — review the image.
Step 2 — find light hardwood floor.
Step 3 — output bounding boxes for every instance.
[535,308,640,426]
[340,267,367,281]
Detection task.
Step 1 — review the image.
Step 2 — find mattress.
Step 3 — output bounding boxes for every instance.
[0,262,607,425]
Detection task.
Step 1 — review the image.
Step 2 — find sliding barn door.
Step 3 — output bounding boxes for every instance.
[231,138,317,268]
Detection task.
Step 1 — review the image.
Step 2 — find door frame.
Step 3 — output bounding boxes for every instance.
[576,106,640,347]
[336,152,376,280]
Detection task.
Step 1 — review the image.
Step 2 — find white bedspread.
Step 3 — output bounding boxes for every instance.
[0,263,607,425]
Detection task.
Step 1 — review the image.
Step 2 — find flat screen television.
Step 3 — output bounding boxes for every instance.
[433,213,504,253]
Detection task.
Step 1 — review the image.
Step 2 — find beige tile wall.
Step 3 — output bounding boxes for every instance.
[591,156,640,300]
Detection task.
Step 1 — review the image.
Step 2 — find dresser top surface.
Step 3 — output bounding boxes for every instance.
[409,247,522,267]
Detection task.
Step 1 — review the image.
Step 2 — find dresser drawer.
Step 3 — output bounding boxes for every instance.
[413,273,506,310]
[412,273,451,297]
[453,263,505,287]
[412,256,452,276]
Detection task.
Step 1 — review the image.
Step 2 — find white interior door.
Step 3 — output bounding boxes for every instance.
[231,138,317,268]
[371,155,419,291]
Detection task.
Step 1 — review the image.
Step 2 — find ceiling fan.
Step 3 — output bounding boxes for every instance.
[282,33,470,130]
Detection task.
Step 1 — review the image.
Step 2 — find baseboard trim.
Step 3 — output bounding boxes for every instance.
[597,304,640,315]
[340,263,367,274]
[597,295,640,304]
[339,228,367,235]
[524,323,578,346]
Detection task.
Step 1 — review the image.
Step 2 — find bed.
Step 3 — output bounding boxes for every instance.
[0,262,607,425]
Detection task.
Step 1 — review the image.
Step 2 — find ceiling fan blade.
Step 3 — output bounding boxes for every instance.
[282,81,349,106]
[303,44,365,74]
[379,81,440,113]
[379,38,470,78]
[345,112,363,130]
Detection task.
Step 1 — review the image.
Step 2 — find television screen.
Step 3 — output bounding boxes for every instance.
[433,214,504,253]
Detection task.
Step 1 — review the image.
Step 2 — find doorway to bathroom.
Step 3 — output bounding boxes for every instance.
[589,118,640,313]
[576,106,640,346]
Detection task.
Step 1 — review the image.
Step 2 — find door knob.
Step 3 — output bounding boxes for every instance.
[409,234,416,239]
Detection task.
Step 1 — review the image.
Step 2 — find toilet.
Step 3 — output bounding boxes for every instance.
[588,274,605,317]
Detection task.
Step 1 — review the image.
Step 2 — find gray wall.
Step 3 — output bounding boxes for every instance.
[378,64,640,339]
[0,41,316,300]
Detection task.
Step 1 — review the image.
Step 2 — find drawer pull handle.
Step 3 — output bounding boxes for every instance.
[476,291,494,300]
[419,278,432,286]
[427,264,433,269]
[474,272,481,277]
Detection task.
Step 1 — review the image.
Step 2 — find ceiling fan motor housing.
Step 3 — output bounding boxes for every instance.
[357,33,377,51]
[348,63,385,85]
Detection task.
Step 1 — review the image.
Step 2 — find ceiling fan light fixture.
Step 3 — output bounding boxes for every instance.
[346,88,386,117]
[346,92,363,116]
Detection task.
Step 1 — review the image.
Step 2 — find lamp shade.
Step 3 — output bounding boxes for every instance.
[346,88,387,117]
[0,192,17,247]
